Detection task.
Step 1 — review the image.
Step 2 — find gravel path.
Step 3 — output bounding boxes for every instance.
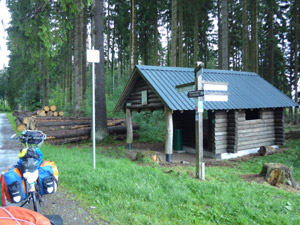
[0,113,109,225]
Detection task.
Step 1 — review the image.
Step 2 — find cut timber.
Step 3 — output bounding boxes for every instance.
[47,111,54,117]
[44,106,50,112]
[46,136,89,145]
[33,120,91,128]
[16,119,26,131]
[53,111,58,117]
[134,151,161,163]
[260,163,297,188]
[50,105,57,111]
[108,124,139,135]
[40,111,47,117]
[258,146,276,156]
[58,111,64,116]
[45,127,91,139]
[107,119,125,127]
[33,117,91,121]
[113,133,140,141]
[15,114,31,124]
[36,124,91,132]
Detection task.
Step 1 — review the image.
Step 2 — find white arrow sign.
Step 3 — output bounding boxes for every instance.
[204,92,229,102]
[202,81,228,91]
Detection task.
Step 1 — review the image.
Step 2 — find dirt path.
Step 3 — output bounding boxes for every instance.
[0,113,108,225]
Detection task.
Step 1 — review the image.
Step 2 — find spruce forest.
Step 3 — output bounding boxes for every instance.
[0,0,299,126]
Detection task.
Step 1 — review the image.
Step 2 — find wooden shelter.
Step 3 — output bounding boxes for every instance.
[114,65,298,161]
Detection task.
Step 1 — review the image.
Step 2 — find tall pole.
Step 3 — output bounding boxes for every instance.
[92,59,96,169]
[195,62,205,180]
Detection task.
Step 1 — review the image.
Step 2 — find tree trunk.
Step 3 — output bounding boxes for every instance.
[129,0,137,74]
[171,0,178,67]
[153,0,159,66]
[82,2,87,100]
[93,0,108,142]
[218,0,222,69]
[293,0,299,124]
[178,0,183,67]
[74,0,83,116]
[260,163,297,188]
[250,0,258,73]
[242,0,248,71]
[221,0,228,70]
[267,4,274,85]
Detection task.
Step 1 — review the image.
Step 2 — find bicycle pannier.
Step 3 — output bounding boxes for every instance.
[38,161,58,195]
[1,166,26,204]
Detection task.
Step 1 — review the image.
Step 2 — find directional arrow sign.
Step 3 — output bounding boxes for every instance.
[176,82,194,93]
[187,90,205,98]
[176,81,228,93]
[204,92,228,102]
[202,81,228,91]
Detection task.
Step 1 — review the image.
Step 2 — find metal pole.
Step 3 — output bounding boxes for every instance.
[92,61,96,169]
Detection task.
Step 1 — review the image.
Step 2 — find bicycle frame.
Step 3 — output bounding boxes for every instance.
[10,130,46,212]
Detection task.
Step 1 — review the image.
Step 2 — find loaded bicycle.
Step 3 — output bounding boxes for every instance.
[1,130,58,213]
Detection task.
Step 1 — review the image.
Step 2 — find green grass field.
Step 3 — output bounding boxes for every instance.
[6,113,300,224]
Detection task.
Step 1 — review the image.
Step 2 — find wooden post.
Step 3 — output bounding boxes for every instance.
[165,107,173,162]
[126,108,133,150]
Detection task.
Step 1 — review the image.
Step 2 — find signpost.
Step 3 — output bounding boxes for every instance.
[87,49,100,169]
[176,62,229,180]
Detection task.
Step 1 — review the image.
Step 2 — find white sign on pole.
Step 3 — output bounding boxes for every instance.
[175,65,229,180]
[87,50,100,63]
[87,48,100,169]
[203,81,228,91]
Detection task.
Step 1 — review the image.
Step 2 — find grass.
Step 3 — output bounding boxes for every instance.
[38,143,300,225]
[5,112,300,224]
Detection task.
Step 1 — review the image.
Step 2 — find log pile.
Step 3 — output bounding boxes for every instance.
[13,111,140,144]
[37,105,64,117]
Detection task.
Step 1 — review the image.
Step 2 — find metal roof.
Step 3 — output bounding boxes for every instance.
[132,65,298,111]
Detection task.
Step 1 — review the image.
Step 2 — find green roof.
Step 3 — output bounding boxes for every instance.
[115,65,297,111]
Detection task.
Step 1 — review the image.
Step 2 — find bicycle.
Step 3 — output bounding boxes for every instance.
[10,130,47,213]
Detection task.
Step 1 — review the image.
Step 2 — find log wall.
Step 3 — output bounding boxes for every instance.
[210,111,228,154]
[236,109,275,151]
[125,77,164,111]
[274,108,285,145]
[210,109,278,154]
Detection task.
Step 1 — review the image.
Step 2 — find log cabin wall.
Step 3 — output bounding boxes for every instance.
[125,76,164,111]
[209,110,228,154]
[236,109,275,151]
[274,108,285,145]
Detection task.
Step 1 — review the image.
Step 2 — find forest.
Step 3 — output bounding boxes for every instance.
[0,0,299,126]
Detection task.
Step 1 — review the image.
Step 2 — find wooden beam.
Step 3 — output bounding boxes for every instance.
[165,107,173,162]
[126,108,133,150]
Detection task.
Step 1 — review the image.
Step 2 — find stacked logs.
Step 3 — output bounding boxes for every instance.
[37,105,64,117]
[13,111,139,144]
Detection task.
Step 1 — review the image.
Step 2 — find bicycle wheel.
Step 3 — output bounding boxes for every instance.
[31,192,40,213]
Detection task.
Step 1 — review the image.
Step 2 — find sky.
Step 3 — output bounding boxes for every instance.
[0,0,10,70]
